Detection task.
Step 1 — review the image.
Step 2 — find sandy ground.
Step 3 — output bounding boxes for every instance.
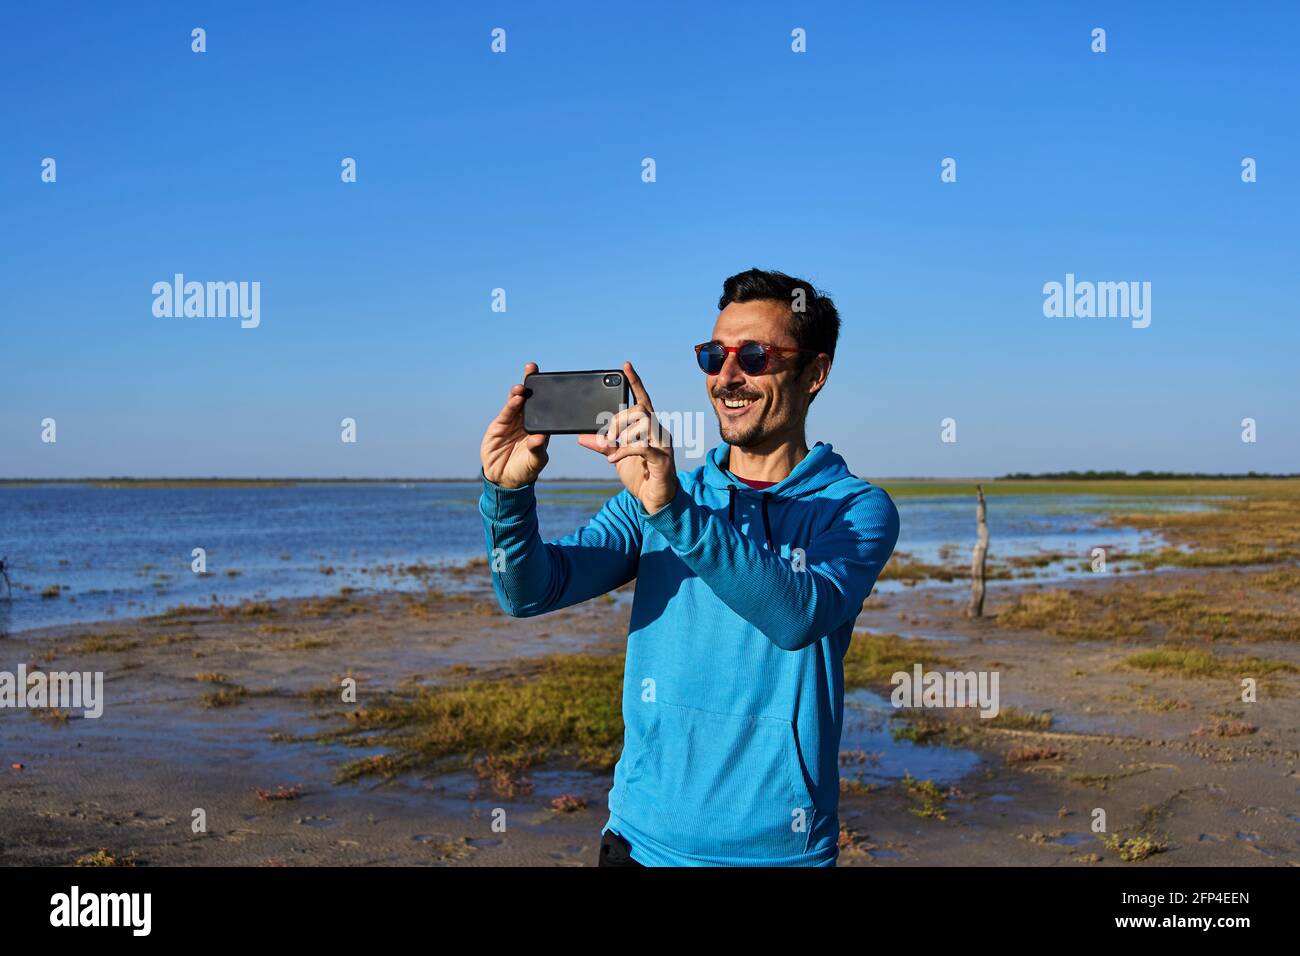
[1,570,1297,867]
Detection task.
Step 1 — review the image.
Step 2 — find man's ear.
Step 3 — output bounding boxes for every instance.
[806,354,831,399]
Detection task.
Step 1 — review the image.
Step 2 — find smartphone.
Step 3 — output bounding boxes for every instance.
[523,370,630,435]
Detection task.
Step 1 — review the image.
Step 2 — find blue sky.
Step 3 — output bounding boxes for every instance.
[2,1,1296,479]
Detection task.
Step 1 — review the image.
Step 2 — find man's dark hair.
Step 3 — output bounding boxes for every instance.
[717,268,840,367]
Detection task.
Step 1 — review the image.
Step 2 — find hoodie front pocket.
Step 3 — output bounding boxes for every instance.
[620,700,816,860]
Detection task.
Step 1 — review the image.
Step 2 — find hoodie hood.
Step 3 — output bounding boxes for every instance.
[706,442,855,551]
[704,441,851,499]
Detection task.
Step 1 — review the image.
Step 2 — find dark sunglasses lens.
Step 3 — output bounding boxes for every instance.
[738,342,768,374]
[697,345,725,373]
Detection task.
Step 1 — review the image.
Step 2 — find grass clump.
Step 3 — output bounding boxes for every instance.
[1006,746,1061,764]
[287,636,333,650]
[1122,647,1298,679]
[74,848,138,867]
[67,635,140,654]
[843,632,956,689]
[901,773,952,820]
[201,686,248,708]
[985,706,1055,730]
[325,653,625,783]
[300,592,368,618]
[998,573,1300,644]
[998,589,1146,641]
[1190,719,1257,737]
[161,604,209,619]
[155,631,198,645]
[1102,832,1167,862]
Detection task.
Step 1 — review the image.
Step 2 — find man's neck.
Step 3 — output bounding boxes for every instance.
[727,435,810,484]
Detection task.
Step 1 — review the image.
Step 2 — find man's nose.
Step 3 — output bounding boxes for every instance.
[716,350,746,385]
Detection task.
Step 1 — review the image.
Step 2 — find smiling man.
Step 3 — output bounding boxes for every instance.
[478,268,900,866]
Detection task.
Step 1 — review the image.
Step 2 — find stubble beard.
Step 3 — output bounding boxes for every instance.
[718,409,769,448]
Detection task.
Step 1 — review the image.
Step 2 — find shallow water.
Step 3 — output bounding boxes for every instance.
[0,482,619,634]
[0,483,1198,634]
[839,688,983,786]
[872,493,1202,591]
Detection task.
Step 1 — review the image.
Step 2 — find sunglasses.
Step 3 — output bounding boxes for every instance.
[694,340,818,376]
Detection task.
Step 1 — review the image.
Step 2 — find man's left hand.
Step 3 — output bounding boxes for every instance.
[577,362,678,515]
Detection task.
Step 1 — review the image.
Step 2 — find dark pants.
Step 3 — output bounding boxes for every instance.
[598,830,644,867]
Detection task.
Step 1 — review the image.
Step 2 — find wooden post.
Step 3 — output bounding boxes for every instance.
[967,484,989,618]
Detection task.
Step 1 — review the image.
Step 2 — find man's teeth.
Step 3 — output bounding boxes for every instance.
[723,398,756,409]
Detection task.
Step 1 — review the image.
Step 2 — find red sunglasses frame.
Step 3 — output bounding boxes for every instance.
[694,340,819,375]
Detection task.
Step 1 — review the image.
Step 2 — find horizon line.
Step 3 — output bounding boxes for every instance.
[3,472,1298,484]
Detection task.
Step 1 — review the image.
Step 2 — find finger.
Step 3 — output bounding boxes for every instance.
[615,416,655,448]
[605,443,671,466]
[619,410,671,449]
[623,362,653,411]
[577,437,631,460]
[491,389,526,427]
[526,433,549,452]
[587,422,650,453]
[603,405,650,446]
[489,364,539,431]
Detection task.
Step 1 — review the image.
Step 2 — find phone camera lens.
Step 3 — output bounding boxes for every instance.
[604,374,623,387]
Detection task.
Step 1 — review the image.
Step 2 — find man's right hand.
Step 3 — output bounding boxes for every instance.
[480,362,550,489]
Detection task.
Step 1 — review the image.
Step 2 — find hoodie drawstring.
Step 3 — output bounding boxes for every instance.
[760,493,774,551]
[726,484,775,550]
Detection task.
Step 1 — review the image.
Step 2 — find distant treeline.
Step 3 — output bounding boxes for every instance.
[998,470,1300,480]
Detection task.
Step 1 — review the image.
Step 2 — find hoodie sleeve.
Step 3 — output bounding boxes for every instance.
[642,480,899,651]
[479,472,642,617]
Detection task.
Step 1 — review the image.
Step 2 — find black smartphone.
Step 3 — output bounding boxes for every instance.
[523,370,630,435]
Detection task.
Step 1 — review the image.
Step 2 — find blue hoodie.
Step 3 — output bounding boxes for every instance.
[479,441,899,866]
